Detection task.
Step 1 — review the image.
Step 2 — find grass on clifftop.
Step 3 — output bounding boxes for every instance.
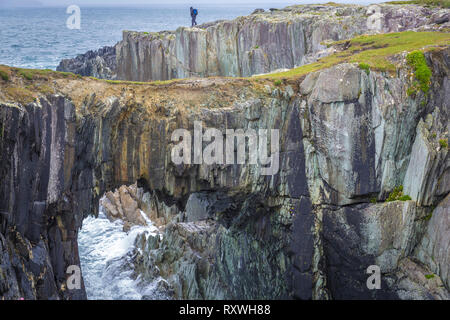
[0,66,10,82]
[406,50,432,94]
[257,31,450,80]
[385,0,450,8]
[15,68,82,80]
[1,31,449,100]
[0,66,77,104]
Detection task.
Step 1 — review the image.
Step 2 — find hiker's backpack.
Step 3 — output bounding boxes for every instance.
[193,9,198,15]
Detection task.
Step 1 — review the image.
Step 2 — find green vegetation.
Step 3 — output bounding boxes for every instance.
[359,63,370,75]
[406,51,432,94]
[0,70,9,81]
[322,1,345,6]
[386,0,450,8]
[425,274,435,279]
[407,86,418,96]
[370,197,377,204]
[35,84,55,96]
[0,31,449,95]
[255,32,450,80]
[18,70,34,80]
[386,185,412,202]
[439,138,448,148]
[423,212,433,221]
[4,87,36,104]
[6,67,80,81]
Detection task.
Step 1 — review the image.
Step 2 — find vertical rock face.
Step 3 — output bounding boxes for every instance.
[0,97,91,299]
[322,201,447,299]
[1,47,449,300]
[58,4,450,81]
[301,64,377,205]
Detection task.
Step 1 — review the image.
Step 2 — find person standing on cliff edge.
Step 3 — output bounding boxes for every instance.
[190,7,198,27]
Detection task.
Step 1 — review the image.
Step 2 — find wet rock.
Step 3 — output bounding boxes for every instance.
[100,184,148,228]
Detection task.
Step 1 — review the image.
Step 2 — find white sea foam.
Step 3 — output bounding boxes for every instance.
[78,207,162,300]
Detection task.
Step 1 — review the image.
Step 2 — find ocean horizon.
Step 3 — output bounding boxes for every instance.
[0,2,385,70]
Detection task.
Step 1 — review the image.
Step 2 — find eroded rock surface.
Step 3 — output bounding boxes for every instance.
[0,45,449,300]
[57,46,116,80]
[415,194,450,290]
[100,184,178,231]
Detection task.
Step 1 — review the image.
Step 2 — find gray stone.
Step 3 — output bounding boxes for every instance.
[185,193,212,222]
[415,195,450,290]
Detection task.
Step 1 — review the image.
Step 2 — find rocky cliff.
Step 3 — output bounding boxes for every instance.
[0,34,449,299]
[57,46,116,80]
[57,3,450,81]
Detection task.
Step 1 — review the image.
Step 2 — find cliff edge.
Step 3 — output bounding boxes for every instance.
[57,3,450,81]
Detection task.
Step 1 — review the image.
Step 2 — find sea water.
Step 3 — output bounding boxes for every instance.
[0,4,283,70]
[78,208,161,300]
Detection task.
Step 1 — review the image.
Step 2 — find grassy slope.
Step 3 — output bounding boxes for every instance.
[385,0,450,9]
[0,66,84,104]
[257,31,450,80]
[97,32,450,83]
[1,31,449,104]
